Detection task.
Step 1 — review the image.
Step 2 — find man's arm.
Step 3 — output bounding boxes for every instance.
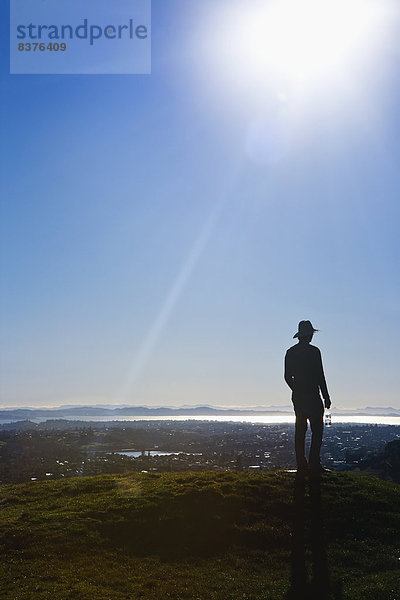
[317,349,331,409]
[284,351,294,391]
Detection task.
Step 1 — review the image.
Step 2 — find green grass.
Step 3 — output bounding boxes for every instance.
[0,471,399,599]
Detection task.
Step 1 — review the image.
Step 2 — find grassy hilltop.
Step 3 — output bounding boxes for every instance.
[0,471,399,600]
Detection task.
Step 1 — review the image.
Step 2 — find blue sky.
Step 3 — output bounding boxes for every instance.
[1,0,400,409]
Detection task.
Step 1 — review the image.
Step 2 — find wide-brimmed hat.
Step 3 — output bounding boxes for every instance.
[293,320,319,339]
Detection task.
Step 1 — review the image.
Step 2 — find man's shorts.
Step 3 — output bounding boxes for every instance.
[292,397,324,420]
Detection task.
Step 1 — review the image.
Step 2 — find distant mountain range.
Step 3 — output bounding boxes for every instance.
[0,404,399,420]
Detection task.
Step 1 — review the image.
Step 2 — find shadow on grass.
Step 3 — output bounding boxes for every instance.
[100,487,241,558]
[285,475,343,600]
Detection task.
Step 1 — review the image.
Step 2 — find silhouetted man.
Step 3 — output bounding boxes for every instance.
[284,320,331,476]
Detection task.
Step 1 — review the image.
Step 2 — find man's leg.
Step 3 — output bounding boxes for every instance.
[294,409,308,470]
[308,405,324,470]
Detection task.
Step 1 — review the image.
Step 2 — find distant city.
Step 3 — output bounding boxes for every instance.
[1,418,399,485]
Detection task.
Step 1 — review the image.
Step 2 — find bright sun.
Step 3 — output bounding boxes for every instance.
[199,0,387,96]
[249,0,378,82]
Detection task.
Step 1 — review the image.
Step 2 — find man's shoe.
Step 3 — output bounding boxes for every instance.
[296,462,309,477]
[309,465,331,478]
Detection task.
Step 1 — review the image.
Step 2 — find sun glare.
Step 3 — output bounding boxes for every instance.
[241,0,378,82]
[200,0,387,96]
